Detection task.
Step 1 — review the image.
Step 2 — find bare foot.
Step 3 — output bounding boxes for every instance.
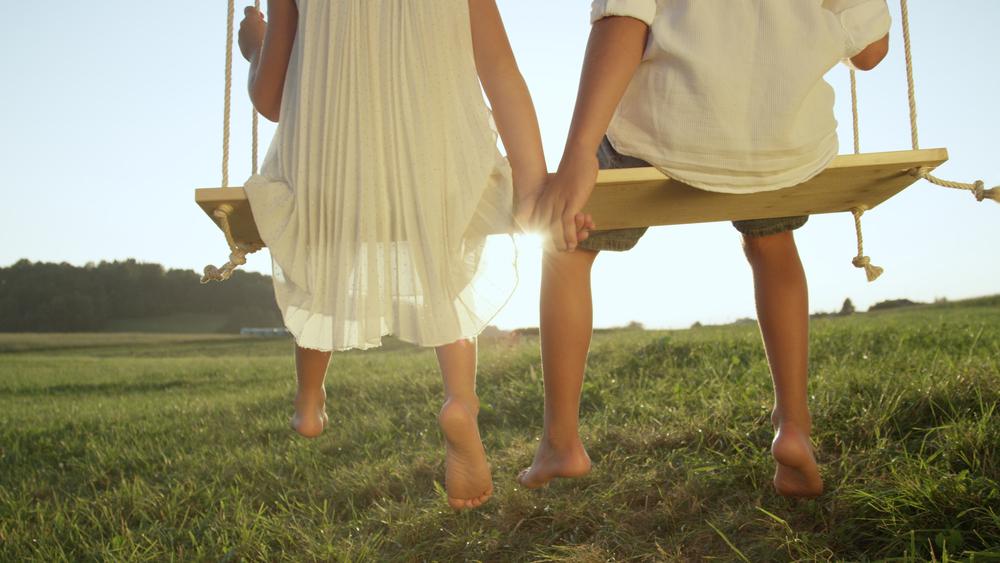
[517,437,592,489]
[771,425,823,498]
[438,400,493,510]
[290,386,328,438]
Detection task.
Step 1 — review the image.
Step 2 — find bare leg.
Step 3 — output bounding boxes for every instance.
[517,249,597,488]
[743,231,823,498]
[291,345,332,438]
[436,339,493,510]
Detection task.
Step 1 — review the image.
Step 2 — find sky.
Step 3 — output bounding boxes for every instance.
[1,1,997,331]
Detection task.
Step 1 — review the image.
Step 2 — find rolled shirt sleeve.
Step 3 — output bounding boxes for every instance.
[591,0,657,26]
[823,0,892,57]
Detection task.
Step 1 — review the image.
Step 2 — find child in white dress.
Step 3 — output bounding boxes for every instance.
[522,0,891,498]
[238,0,550,509]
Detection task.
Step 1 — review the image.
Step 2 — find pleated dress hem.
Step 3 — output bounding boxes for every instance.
[244,156,517,353]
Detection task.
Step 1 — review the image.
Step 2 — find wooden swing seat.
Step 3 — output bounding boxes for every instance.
[195,148,948,244]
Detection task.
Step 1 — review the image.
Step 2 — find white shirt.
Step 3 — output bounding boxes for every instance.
[592,0,891,193]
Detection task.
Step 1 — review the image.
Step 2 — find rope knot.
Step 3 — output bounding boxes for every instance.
[202,265,222,284]
[229,251,249,267]
[974,180,986,201]
[852,255,884,282]
[972,180,1000,204]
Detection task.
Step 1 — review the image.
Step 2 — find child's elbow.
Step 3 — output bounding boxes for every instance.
[250,91,281,122]
[259,106,280,122]
[851,34,890,71]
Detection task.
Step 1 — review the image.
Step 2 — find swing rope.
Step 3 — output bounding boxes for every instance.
[898,0,999,203]
[222,0,234,188]
[850,69,861,155]
[848,0,997,283]
[202,0,264,284]
[849,69,878,281]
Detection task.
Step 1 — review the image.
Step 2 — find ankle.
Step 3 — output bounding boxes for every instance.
[540,430,584,452]
[772,409,811,433]
[295,385,327,403]
[440,396,479,419]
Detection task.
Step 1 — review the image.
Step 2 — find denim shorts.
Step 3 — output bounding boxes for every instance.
[578,137,809,252]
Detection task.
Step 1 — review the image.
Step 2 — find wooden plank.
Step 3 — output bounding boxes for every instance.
[195,148,948,243]
[195,187,261,243]
[585,148,948,229]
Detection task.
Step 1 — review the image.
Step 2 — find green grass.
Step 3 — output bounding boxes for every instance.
[1,301,999,561]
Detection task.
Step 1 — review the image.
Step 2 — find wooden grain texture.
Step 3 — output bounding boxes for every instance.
[196,148,948,244]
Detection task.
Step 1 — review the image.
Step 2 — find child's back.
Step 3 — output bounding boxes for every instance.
[246,0,516,351]
[606,0,890,192]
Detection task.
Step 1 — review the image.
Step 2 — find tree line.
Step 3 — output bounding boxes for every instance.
[0,259,281,332]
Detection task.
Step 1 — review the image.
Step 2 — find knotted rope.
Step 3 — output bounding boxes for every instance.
[851,207,883,282]
[911,169,1000,203]
[899,0,997,205]
[202,0,264,284]
[846,2,997,281]
[201,205,264,283]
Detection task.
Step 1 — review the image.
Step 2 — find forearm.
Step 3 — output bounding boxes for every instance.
[481,65,547,192]
[241,0,297,122]
[560,16,649,167]
[248,48,286,122]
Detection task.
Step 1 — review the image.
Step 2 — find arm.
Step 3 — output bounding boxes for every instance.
[536,15,649,251]
[850,33,889,70]
[468,0,547,228]
[238,1,297,122]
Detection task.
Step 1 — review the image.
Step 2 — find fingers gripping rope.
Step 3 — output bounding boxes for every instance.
[851,207,883,282]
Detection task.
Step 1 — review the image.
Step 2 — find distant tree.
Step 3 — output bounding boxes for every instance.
[625,321,645,331]
[690,321,703,329]
[839,298,856,316]
[869,298,922,312]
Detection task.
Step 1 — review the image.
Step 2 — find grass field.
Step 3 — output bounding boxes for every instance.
[1,298,999,561]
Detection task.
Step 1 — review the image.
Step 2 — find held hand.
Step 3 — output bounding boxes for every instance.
[513,172,550,234]
[532,153,599,251]
[238,7,266,62]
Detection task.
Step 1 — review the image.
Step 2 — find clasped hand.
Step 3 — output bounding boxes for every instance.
[525,153,599,252]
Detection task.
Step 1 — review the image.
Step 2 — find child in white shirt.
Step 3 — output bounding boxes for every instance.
[523,0,891,498]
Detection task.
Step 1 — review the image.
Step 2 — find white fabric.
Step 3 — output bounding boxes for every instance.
[245,0,517,352]
[592,0,891,193]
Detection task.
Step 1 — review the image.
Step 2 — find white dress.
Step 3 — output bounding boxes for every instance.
[245,0,517,351]
[591,0,891,193]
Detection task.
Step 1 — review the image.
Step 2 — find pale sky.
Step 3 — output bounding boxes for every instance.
[1,1,997,330]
